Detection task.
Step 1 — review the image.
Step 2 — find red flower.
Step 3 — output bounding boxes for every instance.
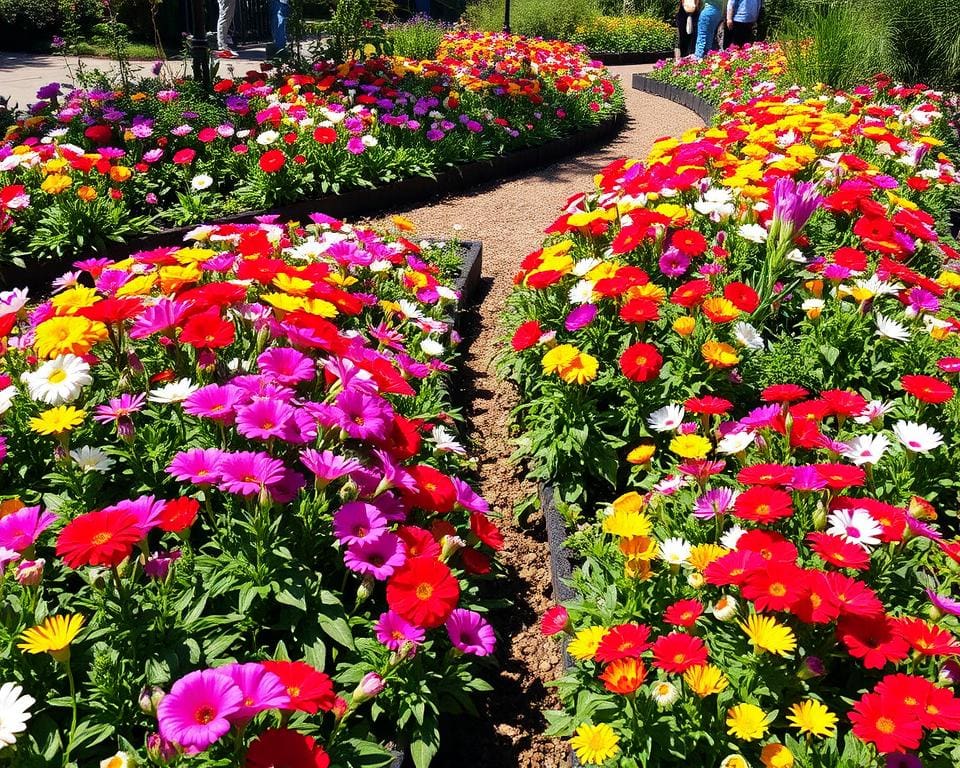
[901,374,955,404]
[396,526,441,559]
[742,566,806,612]
[874,674,935,724]
[671,279,712,308]
[837,615,910,669]
[737,463,794,486]
[56,509,142,569]
[789,570,841,624]
[703,549,765,587]
[619,297,660,324]
[723,282,759,313]
[820,389,868,417]
[599,658,647,695]
[460,547,491,575]
[541,605,569,636]
[470,512,503,551]
[511,320,542,351]
[78,297,144,325]
[683,395,732,415]
[806,532,870,570]
[261,661,335,713]
[259,148,287,173]
[849,692,922,755]
[733,486,794,523]
[178,307,236,349]
[245,728,330,768]
[404,465,456,514]
[821,571,884,618]
[832,246,868,272]
[736,529,798,564]
[894,617,960,657]
[157,497,199,534]
[386,556,460,629]
[761,383,809,403]
[663,599,703,628]
[595,623,652,662]
[172,148,196,165]
[620,342,663,383]
[814,464,865,490]
[84,125,113,145]
[313,127,338,144]
[671,229,707,256]
[651,632,708,673]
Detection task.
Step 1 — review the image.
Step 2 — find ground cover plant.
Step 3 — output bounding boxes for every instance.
[0,31,622,267]
[0,215,502,766]
[569,16,675,55]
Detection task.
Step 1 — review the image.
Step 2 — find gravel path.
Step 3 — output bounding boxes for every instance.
[369,66,705,768]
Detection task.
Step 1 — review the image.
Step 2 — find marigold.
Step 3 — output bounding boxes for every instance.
[626,443,656,465]
[18,614,85,663]
[740,613,796,656]
[569,722,619,766]
[760,743,794,768]
[599,658,647,694]
[568,626,607,661]
[726,703,769,741]
[603,507,652,538]
[619,535,658,560]
[688,543,728,571]
[29,406,85,435]
[541,344,598,384]
[673,316,696,336]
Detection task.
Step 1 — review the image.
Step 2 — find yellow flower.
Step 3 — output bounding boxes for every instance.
[109,165,132,183]
[720,756,750,768]
[673,316,696,336]
[391,214,416,232]
[541,344,598,385]
[740,613,796,657]
[683,664,729,697]
[702,296,741,323]
[603,505,652,538]
[40,173,72,194]
[938,271,960,290]
[626,443,655,465]
[29,406,86,436]
[33,316,107,359]
[18,614,85,663]
[620,535,658,560]
[569,722,619,766]
[787,699,838,738]
[50,285,99,315]
[702,339,740,368]
[688,543,727,571]
[624,557,653,580]
[542,344,578,374]
[272,273,314,296]
[174,247,217,265]
[76,185,98,202]
[669,434,712,459]
[567,626,607,661]
[726,703,770,741]
[761,743,794,768]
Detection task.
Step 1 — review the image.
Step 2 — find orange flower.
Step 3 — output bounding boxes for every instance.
[701,340,739,368]
[108,166,132,183]
[701,297,741,323]
[76,185,97,202]
[599,658,647,694]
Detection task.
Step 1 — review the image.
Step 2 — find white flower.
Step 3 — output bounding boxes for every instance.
[732,321,764,350]
[653,474,689,495]
[568,280,595,305]
[436,286,458,302]
[21,354,92,405]
[70,446,116,473]
[572,257,601,277]
[854,276,902,298]
[0,385,17,415]
[738,223,768,243]
[255,130,279,145]
[922,315,952,335]
[854,399,893,425]
[148,379,199,404]
[720,525,746,550]
[0,288,29,317]
[694,187,735,220]
[893,420,943,453]
[190,174,213,191]
[184,224,216,242]
[0,681,34,748]
[802,298,824,313]
[420,338,445,357]
[659,537,691,566]
[650,680,679,708]
[100,752,134,768]
[361,135,378,147]
[431,425,466,455]
[841,434,891,466]
[827,507,884,550]
[397,300,425,321]
[785,248,807,264]
[875,313,911,342]
[716,430,755,454]
[711,594,738,621]
[647,404,685,432]
[370,259,392,273]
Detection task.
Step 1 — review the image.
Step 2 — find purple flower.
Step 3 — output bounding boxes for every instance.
[564,304,597,332]
[335,387,392,442]
[374,609,425,651]
[235,399,297,441]
[787,465,829,492]
[299,449,361,484]
[344,533,406,580]
[36,82,61,100]
[452,477,489,514]
[885,755,922,768]
[659,246,690,277]
[346,136,365,154]
[213,662,289,721]
[927,588,960,616]
[906,287,939,315]
[445,609,496,656]
[168,447,223,486]
[739,403,780,430]
[772,177,822,234]
[426,129,444,142]
[692,488,736,520]
[93,392,146,423]
[145,550,182,580]
[333,502,387,546]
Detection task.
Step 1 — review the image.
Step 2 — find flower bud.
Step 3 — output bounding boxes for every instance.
[332,696,349,719]
[797,656,826,680]
[439,534,465,563]
[138,685,166,716]
[687,572,705,589]
[940,659,960,685]
[352,672,386,703]
[16,558,45,587]
[355,575,375,606]
[146,733,178,765]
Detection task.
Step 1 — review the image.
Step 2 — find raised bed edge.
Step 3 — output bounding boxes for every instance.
[631,73,716,124]
[591,50,673,67]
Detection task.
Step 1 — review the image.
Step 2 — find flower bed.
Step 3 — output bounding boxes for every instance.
[0,216,500,766]
[0,32,623,268]
[500,48,960,767]
[569,16,676,61]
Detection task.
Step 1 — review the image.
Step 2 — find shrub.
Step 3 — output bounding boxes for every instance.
[387,14,452,59]
[570,14,675,53]
[0,0,102,50]
[464,0,601,41]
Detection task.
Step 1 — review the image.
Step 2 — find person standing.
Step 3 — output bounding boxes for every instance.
[215,0,238,58]
[268,0,290,57]
[694,0,723,59]
[676,0,700,58]
[726,0,760,47]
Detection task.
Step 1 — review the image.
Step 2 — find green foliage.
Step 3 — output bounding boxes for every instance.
[386,15,451,59]
[877,0,960,90]
[569,14,675,53]
[315,0,392,61]
[0,0,103,50]
[464,0,601,40]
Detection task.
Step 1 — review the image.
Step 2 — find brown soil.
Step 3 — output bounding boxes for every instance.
[367,67,704,768]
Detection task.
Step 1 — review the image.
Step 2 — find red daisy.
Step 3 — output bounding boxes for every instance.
[723,281,759,313]
[732,486,794,523]
[683,395,733,415]
[56,508,142,569]
[837,615,910,669]
[258,148,287,174]
[511,320,543,351]
[663,599,704,628]
[821,571,884,618]
[404,465,457,514]
[651,632,708,673]
[761,383,809,403]
[806,532,870,570]
[918,684,960,731]
[894,617,960,657]
[470,513,504,551]
[703,549,765,587]
[670,279,712,308]
[245,728,330,768]
[814,464,866,490]
[736,529,798,564]
[540,605,570,637]
[789,399,832,423]
[594,623,652,662]
[157,497,199,534]
[386,556,460,629]
[178,308,236,349]
[620,342,663,383]
[396,526,441,559]
[789,570,841,624]
[619,297,660,324]
[736,464,794,486]
[261,661,335,713]
[874,674,934,723]
[820,389,869,418]
[849,692,922,755]
[671,228,707,256]
[742,566,807,612]
[901,374,955,404]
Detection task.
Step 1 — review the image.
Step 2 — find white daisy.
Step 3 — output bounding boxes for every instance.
[720,525,747,550]
[732,321,764,350]
[21,354,92,405]
[70,446,116,473]
[711,594,738,621]
[0,681,34,748]
[419,338,445,357]
[397,300,425,321]
[572,257,602,277]
[0,385,17,415]
[802,298,824,314]
[716,430,755,455]
[568,280,595,305]
[0,288,29,317]
[647,404,685,432]
[854,399,894,425]
[99,752,134,768]
[892,420,944,453]
[430,425,466,455]
[650,680,680,708]
[190,174,213,191]
[693,187,735,220]
[841,434,891,466]
[148,379,199,404]
[738,223,768,243]
[255,130,279,145]
[659,537,692,566]
[827,507,884,550]
[875,313,911,342]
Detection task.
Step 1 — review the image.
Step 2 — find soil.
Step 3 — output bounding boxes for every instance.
[366,66,705,768]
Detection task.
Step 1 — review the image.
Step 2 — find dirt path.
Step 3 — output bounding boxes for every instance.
[368,69,704,767]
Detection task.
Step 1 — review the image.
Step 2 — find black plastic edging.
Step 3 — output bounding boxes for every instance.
[541,483,576,604]
[591,50,673,66]
[632,73,716,124]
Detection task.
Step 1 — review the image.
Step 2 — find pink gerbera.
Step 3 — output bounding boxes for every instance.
[445,609,496,656]
[104,495,165,538]
[374,609,426,651]
[213,663,289,722]
[299,449,361,485]
[167,448,224,486]
[257,347,315,385]
[235,400,296,441]
[0,506,57,552]
[332,502,388,546]
[157,669,243,751]
[217,451,285,496]
[128,298,191,339]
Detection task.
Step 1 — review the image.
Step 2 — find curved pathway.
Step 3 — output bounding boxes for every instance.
[368,68,705,768]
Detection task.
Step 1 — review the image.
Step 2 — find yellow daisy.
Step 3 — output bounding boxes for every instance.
[567,626,607,661]
[683,664,729,697]
[726,703,769,741]
[569,722,619,766]
[787,699,838,738]
[29,406,86,436]
[18,614,85,663]
[740,613,796,657]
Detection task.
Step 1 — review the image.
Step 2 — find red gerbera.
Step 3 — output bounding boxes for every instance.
[157,497,199,534]
[894,617,960,657]
[732,486,794,523]
[651,632,708,673]
[78,297,144,325]
[814,463,866,490]
[849,692,922,755]
[245,728,330,768]
[663,599,704,628]
[511,320,543,351]
[736,529,798,563]
[917,684,960,731]
[541,605,570,636]
[874,674,935,724]
[901,374,955,404]
[258,148,287,173]
[594,623,652,662]
[470,512,504,551]
[396,526,441,559]
[806,532,870,570]
[683,395,732,415]
[820,389,868,418]
[761,384,809,403]
[723,282,759,313]
[737,463,794,486]
[619,297,660,324]
[56,508,142,569]
[261,661,336,713]
[386,557,459,629]
[789,570,841,624]
[742,565,807,612]
[671,228,707,256]
[833,497,907,544]
[837,615,910,669]
[178,307,236,349]
[172,148,196,165]
[620,342,663,383]
[313,126,338,144]
[822,571,884,618]
[671,279,712,308]
[404,465,457,514]
[703,549,765,587]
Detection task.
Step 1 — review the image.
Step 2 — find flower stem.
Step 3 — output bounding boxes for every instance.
[63,662,78,768]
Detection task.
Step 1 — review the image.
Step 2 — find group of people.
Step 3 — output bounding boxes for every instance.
[215,0,289,59]
[677,0,761,59]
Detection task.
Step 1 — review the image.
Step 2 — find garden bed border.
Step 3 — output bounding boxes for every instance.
[631,73,716,124]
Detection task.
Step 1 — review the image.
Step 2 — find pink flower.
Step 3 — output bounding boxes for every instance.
[344,532,406,580]
[335,387,392,442]
[217,451,285,496]
[445,609,496,656]
[257,347,315,385]
[213,663,289,721]
[0,506,57,552]
[299,449,361,484]
[333,502,387,546]
[374,609,425,651]
[105,495,165,538]
[168,448,224,486]
[93,392,146,423]
[235,399,296,441]
[129,298,191,339]
[157,669,243,752]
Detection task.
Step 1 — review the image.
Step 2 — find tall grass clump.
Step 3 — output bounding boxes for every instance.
[387,14,451,59]
[464,0,600,40]
[879,0,960,90]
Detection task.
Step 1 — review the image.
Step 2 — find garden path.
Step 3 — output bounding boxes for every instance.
[368,66,705,768]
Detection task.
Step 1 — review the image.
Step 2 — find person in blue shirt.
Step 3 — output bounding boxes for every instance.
[726,0,761,47]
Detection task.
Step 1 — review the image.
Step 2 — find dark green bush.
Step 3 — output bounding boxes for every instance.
[0,0,103,50]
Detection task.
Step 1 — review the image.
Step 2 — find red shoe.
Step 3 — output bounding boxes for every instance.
[215,49,239,59]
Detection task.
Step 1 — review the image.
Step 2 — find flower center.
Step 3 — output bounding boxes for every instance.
[769,583,786,597]
[415,582,434,600]
[91,531,112,545]
[48,369,68,384]
[875,716,895,734]
[845,525,861,539]
[672,653,685,664]
[194,704,216,724]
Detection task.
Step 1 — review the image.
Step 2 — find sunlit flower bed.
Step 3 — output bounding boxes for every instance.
[499,51,960,767]
[0,216,500,766]
[569,16,676,56]
[0,31,622,267]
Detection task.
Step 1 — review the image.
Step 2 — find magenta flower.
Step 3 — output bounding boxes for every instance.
[183,384,246,424]
[157,669,243,751]
[257,347,315,385]
[335,387,392,441]
[93,392,146,423]
[0,506,57,552]
[445,609,496,656]
[692,488,736,520]
[452,477,489,514]
[375,610,425,651]
[346,136,365,154]
[333,502,388,546]
[906,286,940,315]
[235,399,296,441]
[659,246,690,278]
[167,448,224,486]
[145,550,181,580]
[344,532,406,580]
[299,449,361,484]
[787,465,829,492]
[372,450,417,493]
[106,495,165,537]
[217,451,285,496]
[213,663,289,721]
[564,304,597,332]
[926,589,960,616]
[129,298,191,339]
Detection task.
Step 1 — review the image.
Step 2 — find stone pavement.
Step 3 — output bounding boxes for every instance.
[0,48,272,109]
